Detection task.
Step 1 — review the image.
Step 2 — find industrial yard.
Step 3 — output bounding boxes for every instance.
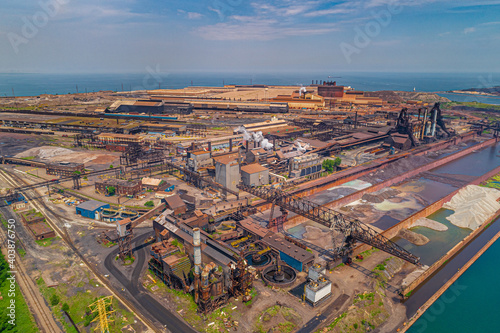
[1,81,500,333]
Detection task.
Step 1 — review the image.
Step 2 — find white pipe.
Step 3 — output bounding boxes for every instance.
[193,228,201,275]
[431,110,438,137]
[270,172,288,182]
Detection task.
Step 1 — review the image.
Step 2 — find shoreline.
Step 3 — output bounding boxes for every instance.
[400,213,500,333]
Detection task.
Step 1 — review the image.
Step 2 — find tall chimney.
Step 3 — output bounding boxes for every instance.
[229,138,233,152]
[431,109,437,137]
[193,228,201,275]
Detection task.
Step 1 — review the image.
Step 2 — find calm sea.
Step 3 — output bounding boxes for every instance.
[1,72,500,104]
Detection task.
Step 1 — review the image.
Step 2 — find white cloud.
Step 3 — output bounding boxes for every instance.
[304,8,353,17]
[187,12,203,19]
[438,31,451,37]
[464,27,476,34]
[197,16,337,41]
[481,21,500,25]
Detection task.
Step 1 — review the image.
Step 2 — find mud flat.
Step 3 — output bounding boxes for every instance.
[409,217,448,231]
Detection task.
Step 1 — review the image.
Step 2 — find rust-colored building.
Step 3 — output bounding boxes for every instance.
[46,161,85,177]
[95,179,142,196]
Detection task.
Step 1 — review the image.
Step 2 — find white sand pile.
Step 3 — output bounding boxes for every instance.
[410,217,448,231]
[16,146,73,160]
[444,185,500,230]
[16,146,117,164]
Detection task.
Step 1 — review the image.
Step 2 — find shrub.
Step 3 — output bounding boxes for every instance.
[50,294,60,306]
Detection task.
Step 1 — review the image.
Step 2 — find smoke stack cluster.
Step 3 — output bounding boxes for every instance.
[237,126,273,150]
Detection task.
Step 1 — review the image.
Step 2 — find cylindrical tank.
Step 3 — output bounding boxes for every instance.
[193,228,201,275]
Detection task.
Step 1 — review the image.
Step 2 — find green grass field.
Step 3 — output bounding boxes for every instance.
[0,253,38,333]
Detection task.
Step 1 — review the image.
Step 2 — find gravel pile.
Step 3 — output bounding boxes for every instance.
[444,185,500,230]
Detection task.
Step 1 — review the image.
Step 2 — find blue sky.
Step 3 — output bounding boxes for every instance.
[0,0,499,73]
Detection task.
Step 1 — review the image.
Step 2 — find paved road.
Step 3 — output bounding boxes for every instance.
[104,231,197,333]
[296,293,350,333]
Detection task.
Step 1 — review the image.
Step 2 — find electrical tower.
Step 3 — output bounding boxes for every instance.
[88,296,114,333]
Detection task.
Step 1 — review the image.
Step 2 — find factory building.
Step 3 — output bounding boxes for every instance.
[214,154,241,193]
[75,200,111,219]
[163,194,187,216]
[97,133,143,144]
[317,81,345,98]
[29,221,56,241]
[304,264,332,306]
[95,179,142,197]
[241,163,269,187]
[109,99,165,114]
[187,150,212,172]
[262,234,315,272]
[141,177,164,191]
[46,161,85,177]
[289,153,323,178]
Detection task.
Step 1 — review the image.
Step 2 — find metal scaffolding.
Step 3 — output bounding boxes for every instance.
[238,183,420,265]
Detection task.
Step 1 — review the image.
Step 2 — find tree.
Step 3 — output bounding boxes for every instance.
[107,186,116,196]
[322,159,335,173]
[109,164,114,169]
[62,303,69,312]
[144,201,154,207]
[50,294,60,306]
[322,158,342,173]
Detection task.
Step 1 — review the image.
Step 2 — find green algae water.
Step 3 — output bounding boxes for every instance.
[395,209,471,266]
[407,233,500,333]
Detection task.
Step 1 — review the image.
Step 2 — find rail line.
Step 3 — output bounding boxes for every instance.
[0,168,162,333]
[0,181,62,332]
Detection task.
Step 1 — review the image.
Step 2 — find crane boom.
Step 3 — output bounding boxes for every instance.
[238,184,420,265]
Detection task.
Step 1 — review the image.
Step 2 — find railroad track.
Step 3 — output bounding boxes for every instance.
[0,168,162,333]
[0,183,62,332]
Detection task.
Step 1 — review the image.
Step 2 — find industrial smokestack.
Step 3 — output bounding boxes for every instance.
[193,228,201,275]
[431,109,437,137]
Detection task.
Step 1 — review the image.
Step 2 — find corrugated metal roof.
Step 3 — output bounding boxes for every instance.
[241,163,268,174]
[76,200,109,212]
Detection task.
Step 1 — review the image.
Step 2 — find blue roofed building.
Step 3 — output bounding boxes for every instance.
[76,200,110,220]
[262,234,315,272]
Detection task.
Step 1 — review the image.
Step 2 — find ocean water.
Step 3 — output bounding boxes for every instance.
[1,72,500,102]
[407,220,500,333]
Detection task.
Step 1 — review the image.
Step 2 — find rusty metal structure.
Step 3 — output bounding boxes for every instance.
[148,228,255,314]
[238,183,420,265]
[117,219,133,261]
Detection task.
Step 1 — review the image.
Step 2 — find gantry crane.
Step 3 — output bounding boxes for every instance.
[238,184,420,265]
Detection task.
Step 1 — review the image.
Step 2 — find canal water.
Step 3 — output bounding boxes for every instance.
[406,217,500,333]
[394,209,471,266]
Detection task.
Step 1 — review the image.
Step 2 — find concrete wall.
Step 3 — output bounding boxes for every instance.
[282,136,497,229]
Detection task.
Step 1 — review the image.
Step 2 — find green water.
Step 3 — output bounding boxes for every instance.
[407,227,500,333]
[395,209,471,266]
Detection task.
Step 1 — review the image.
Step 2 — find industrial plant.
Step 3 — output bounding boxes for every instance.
[1,81,499,333]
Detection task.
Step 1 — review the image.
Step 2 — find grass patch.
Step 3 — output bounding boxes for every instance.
[35,237,56,247]
[37,273,134,332]
[0,252,38,333]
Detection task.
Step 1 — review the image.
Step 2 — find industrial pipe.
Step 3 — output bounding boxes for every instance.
[431,109,438,137]
[193,227,201,275]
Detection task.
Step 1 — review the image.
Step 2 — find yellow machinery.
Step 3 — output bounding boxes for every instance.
[231,236,249,248]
